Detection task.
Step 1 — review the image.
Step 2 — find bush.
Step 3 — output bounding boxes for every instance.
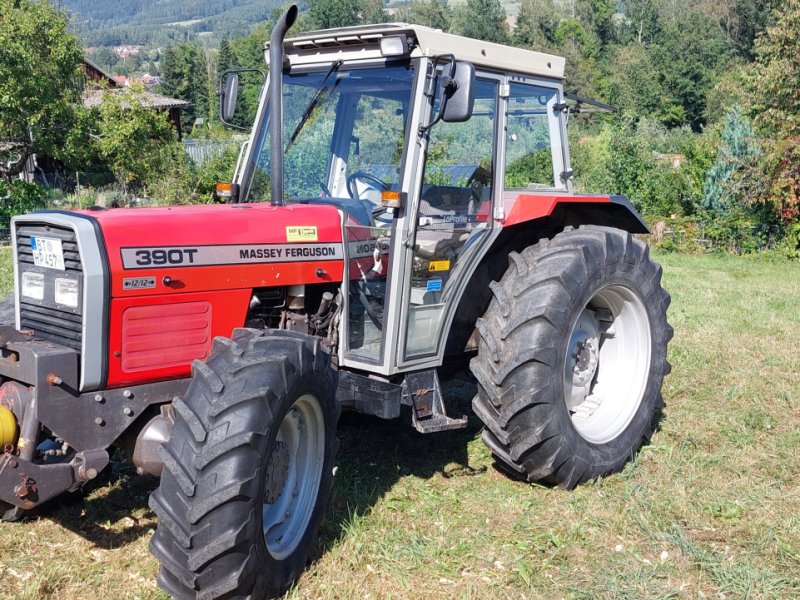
[571,120,702,219]
[701,206,782,254]
[0,180,47,228]
[145,144,241,206]
[652,207,783,255]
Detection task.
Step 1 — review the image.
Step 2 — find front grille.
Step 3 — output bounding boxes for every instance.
[15,224,83,351]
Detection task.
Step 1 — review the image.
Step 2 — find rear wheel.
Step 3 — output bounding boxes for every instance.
[471,226,672,488]
[149,329,339,599]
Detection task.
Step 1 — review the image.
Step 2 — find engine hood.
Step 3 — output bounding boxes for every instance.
[80,202,346,297]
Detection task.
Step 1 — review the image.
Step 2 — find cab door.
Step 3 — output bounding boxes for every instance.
[398,74,502,365]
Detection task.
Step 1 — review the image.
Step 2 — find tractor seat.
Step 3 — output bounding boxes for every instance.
[414,185,479,259]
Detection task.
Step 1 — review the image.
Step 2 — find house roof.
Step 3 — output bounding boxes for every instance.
[83,58,120,87]
[82,88,191,110]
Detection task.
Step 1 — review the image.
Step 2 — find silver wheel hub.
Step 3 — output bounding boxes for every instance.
[563,285,652,444]
[262,395,325,560]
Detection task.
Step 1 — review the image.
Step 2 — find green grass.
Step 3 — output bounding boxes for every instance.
[0,250,799,599]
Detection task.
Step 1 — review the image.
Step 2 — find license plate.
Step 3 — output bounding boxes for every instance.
[30,236,65,271]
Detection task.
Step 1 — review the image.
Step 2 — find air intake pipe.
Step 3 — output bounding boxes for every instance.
[269,4,298,207]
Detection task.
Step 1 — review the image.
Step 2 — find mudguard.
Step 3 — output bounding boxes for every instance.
[501,192,649,234]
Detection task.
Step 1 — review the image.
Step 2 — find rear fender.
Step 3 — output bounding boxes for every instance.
[442,194,648,357]
[502,193,649,234]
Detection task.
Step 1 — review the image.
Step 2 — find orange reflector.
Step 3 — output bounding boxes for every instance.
[215,182,235,197]
[381,190,402,208]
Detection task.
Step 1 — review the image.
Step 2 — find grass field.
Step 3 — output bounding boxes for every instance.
[0,249,798,599]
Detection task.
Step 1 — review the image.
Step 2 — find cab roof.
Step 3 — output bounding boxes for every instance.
[271,23,565,81]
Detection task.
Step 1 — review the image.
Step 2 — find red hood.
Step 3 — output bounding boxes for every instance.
[75,202,346,298]
[82,202,343,247]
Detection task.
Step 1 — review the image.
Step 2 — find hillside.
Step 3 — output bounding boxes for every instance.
[62,0,285,46]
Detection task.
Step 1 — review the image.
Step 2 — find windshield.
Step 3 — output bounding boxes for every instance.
[247,62,415,204]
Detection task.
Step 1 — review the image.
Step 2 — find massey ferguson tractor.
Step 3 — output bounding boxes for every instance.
[0,6,671,599]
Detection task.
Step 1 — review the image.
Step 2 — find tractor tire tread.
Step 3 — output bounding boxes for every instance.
[470,225,671,489]
[150,329,339,599]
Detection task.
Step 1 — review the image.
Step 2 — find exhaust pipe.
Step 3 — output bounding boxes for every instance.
[269,4,298,207]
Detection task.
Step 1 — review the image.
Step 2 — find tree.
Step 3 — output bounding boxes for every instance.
[218,37,234,78]
[575,0,616,47]
[403,0,451,30]
[749,2,800,138]
[360,0,389,24]
[0,0,84,178]
[618,0,665,45]
[306,0,363,29]
[702,105,761,212]
[512,0,557,50]
[602,44,666,119]
[747,1,800,224]
[93,87,182,192]
[160,42,209,131]
[697,0,777,59]
[91,47,121,73]
[454,0,509,44]
[653,12,730,131]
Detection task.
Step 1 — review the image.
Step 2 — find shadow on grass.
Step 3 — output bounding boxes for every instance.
[16,373,486,555]
[28,457,159,548]
[314,374,486,558]
[13,370,666,557]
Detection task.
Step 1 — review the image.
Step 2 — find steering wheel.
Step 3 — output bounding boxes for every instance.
[346,171,389,200]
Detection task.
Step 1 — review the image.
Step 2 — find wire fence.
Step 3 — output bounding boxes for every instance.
[183,139,236,164]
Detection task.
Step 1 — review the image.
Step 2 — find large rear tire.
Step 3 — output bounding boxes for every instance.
[471,226,672,488]
[149,329,339,599]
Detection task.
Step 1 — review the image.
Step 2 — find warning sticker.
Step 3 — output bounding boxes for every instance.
[428,260,451,272]
[286,226,318,242]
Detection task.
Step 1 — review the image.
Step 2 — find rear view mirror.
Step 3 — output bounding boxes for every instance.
[419,58,476,134]
[442,61,475,123]
[221,73,239,123]
[219,68,266,130]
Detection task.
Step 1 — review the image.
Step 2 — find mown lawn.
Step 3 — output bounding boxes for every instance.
[0,249,798,599]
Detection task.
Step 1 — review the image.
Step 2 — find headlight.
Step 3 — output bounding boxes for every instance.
[21,272,44,300]
[54,278,79,308]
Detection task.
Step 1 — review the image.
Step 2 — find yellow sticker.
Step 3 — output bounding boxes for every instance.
[286,226,318,242]
[429,260,451,272]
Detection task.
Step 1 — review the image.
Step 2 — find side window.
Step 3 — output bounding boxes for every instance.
[505,83,559,189]
[423,78,497,202]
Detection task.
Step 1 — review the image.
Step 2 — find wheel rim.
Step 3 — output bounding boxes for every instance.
[262,394,325,560]
[563,284,652,444]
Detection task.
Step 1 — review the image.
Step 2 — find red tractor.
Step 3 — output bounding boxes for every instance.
[0,7,671,599]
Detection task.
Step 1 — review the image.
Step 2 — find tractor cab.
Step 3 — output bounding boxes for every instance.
[224,22,571,376]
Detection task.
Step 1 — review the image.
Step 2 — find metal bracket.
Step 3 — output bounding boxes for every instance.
[336,371,402,419]
[401,370,467,433]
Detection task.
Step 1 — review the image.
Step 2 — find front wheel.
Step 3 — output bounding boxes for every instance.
[149,329,339,599]
[471,226,672,488]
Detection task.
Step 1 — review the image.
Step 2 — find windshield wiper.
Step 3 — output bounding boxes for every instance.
[285,60,343,152]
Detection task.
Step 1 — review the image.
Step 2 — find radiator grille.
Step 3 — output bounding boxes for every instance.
[15,224,83,351]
